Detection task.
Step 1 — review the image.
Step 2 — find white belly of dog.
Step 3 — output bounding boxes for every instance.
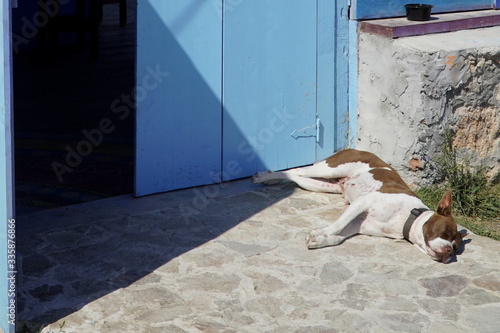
[342,171,384,203]
[340,171,425,239]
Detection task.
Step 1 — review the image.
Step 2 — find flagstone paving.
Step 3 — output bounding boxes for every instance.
[17,180,500,333]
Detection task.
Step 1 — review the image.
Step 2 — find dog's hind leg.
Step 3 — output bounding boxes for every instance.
[252,160,353,193]
[287,175,343,193]
[283,160,353,179]
[253,160,351,182]
[251,170,290,184]
[252,171,343,193]
[286,158,377,180]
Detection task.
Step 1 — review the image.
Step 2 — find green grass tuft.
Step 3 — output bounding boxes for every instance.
[415,130,500,240]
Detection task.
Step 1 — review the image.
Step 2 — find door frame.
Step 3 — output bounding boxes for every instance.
[1,0,16,331]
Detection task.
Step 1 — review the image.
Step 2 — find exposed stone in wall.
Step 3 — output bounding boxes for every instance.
[357,27,500,185]
[454,106,500,182]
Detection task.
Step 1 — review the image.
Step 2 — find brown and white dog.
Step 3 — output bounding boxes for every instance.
[252,149,467,263]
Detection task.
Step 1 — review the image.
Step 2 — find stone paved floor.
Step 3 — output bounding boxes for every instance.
[17,179,500,333]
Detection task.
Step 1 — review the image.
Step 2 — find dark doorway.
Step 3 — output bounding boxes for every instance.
[13,0,136,215]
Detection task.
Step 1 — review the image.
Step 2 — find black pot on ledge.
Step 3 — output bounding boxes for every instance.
[405,4,433,21]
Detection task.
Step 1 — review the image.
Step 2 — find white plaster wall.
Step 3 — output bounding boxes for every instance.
[357,26,500,185]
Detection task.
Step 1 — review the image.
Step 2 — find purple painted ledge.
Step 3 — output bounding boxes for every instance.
[360,9,500,38]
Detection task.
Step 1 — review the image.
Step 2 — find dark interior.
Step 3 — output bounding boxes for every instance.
[13,0,136,214]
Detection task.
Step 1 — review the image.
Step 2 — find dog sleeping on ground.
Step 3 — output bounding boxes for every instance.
[252,149,467,263]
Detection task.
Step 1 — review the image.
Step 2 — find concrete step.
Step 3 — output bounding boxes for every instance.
[360,9,500,38]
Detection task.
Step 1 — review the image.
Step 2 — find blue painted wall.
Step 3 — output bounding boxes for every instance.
[351,0,494,19]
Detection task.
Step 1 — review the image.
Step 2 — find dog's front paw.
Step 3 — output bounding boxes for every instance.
[306,230,328,249]
[306,229,343,249]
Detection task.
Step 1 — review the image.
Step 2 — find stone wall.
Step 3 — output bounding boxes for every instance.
[356,26,500,186]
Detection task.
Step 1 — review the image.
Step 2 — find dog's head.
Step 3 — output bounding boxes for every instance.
[422,191,467,263]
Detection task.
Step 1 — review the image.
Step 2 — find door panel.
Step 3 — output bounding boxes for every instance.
[222,0,317,179]
[135,0,222,195]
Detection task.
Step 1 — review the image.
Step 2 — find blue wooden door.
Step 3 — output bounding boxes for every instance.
[1,1,16,332]
[135,0,223,196]
[136,0,349,195]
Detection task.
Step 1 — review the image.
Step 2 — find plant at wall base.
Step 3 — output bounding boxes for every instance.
[415,130,500,240]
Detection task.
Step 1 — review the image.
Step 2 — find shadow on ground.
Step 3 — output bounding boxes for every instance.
[17,180,295,326]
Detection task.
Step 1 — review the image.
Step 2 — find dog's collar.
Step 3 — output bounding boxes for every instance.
[403,208,429,242]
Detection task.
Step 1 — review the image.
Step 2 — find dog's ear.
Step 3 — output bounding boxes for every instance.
[437,191,452,217]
